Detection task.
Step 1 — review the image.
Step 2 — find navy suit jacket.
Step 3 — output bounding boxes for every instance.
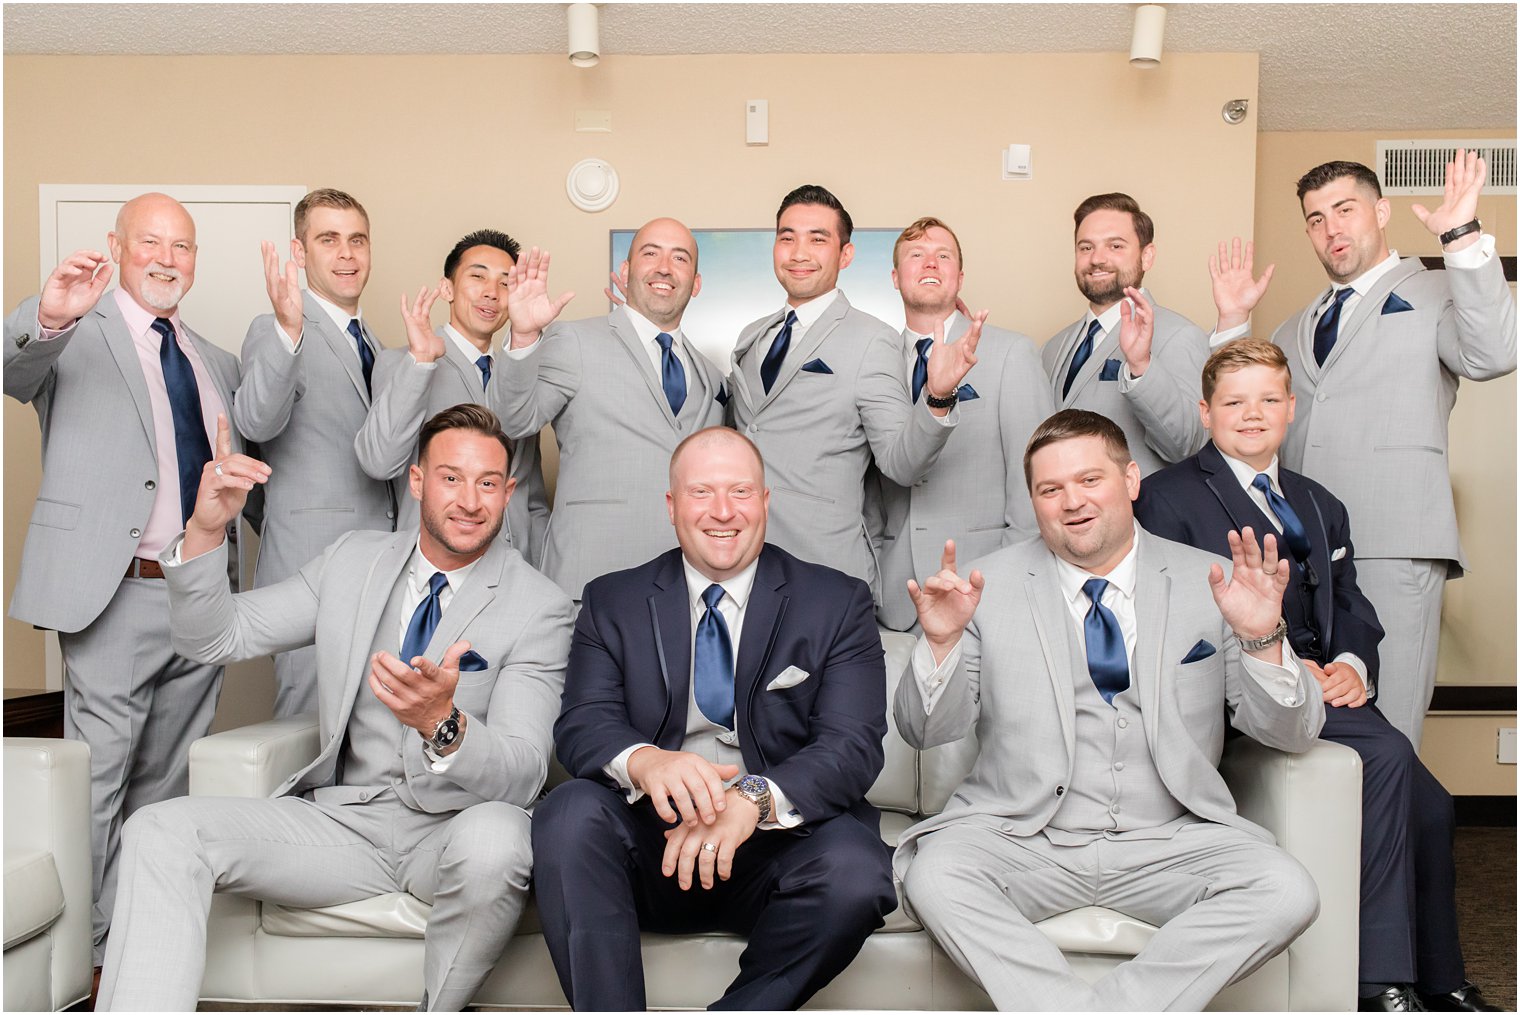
[554,544,888,831]
[1136,441,1384,687]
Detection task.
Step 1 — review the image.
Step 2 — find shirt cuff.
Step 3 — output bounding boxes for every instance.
[925,400,960,426]
[504,338,541,360]
[407,353,439,370]
[423,737,458,771]
[1331,652,1371,692]
[272,316,302,353]
[1443,232,1495,269]
[1117,362,1143,391]
[912,637,963,714]
[35,315,74,340]
[161,532,224,567]
[1241,640,1308,706]
[1211,322,1251,348]
[605,742,655,804]
[760,778,802,829]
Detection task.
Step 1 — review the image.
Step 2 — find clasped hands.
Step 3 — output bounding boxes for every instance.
[625,746,758,891]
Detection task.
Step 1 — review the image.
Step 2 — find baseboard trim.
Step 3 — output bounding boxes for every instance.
[1429,685,1516,712]
[1454,795,1518,827]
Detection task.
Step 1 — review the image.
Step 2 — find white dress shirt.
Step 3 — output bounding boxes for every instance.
[605,555,801,829]
[1215,450,1370,691]
[272,289,370,361]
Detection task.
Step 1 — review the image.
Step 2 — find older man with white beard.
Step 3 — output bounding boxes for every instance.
[4,192,244,967]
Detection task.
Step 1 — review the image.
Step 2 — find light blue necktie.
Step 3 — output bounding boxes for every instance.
[347,318,375,394]
[1252,474,1312,564]
[760,311,798,394]
[655,332,687,415]
[693,584,735,729]
[401,572,449,663]
[1063,319,1103,398]
[911,336,933,403]
[476,354,492,388]
[151,317,213,524]
[1082,578,1130,705]
[1313,287,1354,366]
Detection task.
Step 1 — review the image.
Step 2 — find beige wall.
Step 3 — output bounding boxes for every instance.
[3,51,1260,694]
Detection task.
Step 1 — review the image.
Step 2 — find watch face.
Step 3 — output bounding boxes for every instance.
[737,774,766,796]
[433,717,460,748]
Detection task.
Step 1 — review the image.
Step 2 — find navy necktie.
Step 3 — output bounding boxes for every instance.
[911,336,933,403]
[1082,578,1130,705]
[760,311,798,394]
[655,332,687,415]
[476,354,493,389]
[347,318,375,394]
[151,318,213,525]
[401,572,449,663]
[1313,287,1354,366]
[1063,319,1103,399]
[693,584,735,729]
[1252,474,1312,564]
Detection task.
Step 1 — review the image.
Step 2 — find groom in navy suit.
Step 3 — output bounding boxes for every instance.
[532,425,896,1011]
[1136,339,1493,1013]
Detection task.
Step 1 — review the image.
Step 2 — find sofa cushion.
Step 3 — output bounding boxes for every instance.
[867,631,921,815]
[1033,906,1158,955]
[3,849,63,950]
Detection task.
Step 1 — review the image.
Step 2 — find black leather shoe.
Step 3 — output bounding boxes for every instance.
[1418,981,1500,1012]
[1360,985,1427,1011]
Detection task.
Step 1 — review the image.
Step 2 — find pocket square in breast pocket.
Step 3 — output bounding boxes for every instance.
[1181,640,1216,664]
[800,359,833,375]
[1099,358,1123,381]
[957,383,979,402]
[458,649,489,672]
[766,665,811,690]
[1381,292,1414,315]
[1331,546,1348,561]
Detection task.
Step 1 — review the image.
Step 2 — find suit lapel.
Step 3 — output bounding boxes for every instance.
[1280,473,1336,649]
[1066,326,1118,402]
[425,538,506,662]
[1023,559,1076,762]
[442,337,487,403]
[181,323,242,453]
[95,298,158,448]
[305,292,371,405]
[335,533,414,733]
[735,549,788,731]
[1198,443,1262,534]
[1321,258,1424,374]
[609,308,681,427]
[754,292,848,412]
[730,310,783,415]
[1130,531,1171,752]
[650,551,692,746]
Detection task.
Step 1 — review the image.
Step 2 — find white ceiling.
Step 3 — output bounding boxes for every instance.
[3,3,1514,131]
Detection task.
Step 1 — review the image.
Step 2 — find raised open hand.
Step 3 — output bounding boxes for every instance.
[1207,527,1289,653]
[400,286,445,364]
[38,250,113,330]
[505,247,575,348]
[1209,237,1275,332]
[261,240,304,342]
[923,310,985,413]
[1412,148,1486,247]
[1116,287,1154,376]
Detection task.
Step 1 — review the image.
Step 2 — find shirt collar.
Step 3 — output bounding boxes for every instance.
[443,322,493,364]
[1054,522,1140,607]
[783,288,840,330]
[114,287,180,338]
[1086,286,1152,336]
[905,309,963,344]
[1216,444,1281,494]
[622,304,685,348]
[409,540,480,597]
[308,289,361,333]
[681,554,759,612]
[1341,250,1401,299]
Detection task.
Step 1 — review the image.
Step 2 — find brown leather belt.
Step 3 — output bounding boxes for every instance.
[125,557,165,580]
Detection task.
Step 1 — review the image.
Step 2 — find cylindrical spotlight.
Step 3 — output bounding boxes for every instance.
[1129,4,1166,69]
[568,3,599,68]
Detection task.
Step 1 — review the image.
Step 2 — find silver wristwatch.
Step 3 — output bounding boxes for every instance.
[734,774,772,823]
[1237,618,1288,653]
[425,706,462,752]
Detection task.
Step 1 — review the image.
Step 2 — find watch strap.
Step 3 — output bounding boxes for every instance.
[1439,218,1481,247]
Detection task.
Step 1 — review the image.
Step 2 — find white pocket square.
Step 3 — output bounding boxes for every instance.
[1331,546,1348,561]
[766,666,811,691]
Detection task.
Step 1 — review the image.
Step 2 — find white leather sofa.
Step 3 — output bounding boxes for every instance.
[4,737,93,1012]
[190,632,1362,1010]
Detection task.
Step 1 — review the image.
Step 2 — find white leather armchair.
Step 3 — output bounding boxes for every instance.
[4,738,93,1012]
[190,632,1362,1010]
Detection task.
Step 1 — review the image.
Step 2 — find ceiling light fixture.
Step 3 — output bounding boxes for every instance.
[568,3,599,68]
[1129,4,1166,69]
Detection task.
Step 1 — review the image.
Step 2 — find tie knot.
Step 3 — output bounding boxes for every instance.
[1251,473,1274,495]
[477,354,492,369]
[702,583,725,611]
[427,571,449,596]
[915,336,933,359]
[151,317,175,341]
[1084,319,1103,342]
[655,331,674,352]
[347,318,364,341]
[783,310,798,329]
[1328,287,1354,309]
[1082,578,1109,606]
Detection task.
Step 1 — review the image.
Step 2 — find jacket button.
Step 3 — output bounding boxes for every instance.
[749,424,760,434]
[675,421,683,431]
[144,480,156,490]
[129,528,142,539]
[1055,786,1065,796]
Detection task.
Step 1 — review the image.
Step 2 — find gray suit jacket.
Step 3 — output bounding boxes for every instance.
[1041,298,1209,475]
[1274,255,1516,572]
[4,294,242,632]
[892,528,1323,880]
[870,319,1054,631]
[234,293,396,587]
[163,528,574,811]
[729,291,955,590]
[488,307,728,599]
[355,334,549,567]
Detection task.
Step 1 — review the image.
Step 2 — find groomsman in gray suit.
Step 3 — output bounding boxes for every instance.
[3,193,243,960]
[872,216,1053,631]
[493,218,728,599]
[236,189,397,718]
[98,405,575,1012]
[729,185,977,592]
[356,230,549,566]
[894,409,1322,1011]
[1041,193,1209,475]
[1208,149,1516,747]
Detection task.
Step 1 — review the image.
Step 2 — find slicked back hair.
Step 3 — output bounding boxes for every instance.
[417,403,513,469]
[294,188,368,243]
[1073,192,1154,248]
[777,184,854,244]
[443,229,522,281]
[1022,409,1132,489]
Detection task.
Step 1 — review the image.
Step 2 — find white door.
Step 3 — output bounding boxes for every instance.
[35,183,306,729]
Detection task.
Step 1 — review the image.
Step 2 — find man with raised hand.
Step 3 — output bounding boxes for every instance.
[1209,149,1516,748]
[4,192,242,963]
[237,188,398,717]
[98,404,573,1012]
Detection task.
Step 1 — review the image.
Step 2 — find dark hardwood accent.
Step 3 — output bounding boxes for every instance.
[3,690,64,739]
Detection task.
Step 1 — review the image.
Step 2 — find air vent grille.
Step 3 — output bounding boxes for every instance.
[1377,140,1516,196]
